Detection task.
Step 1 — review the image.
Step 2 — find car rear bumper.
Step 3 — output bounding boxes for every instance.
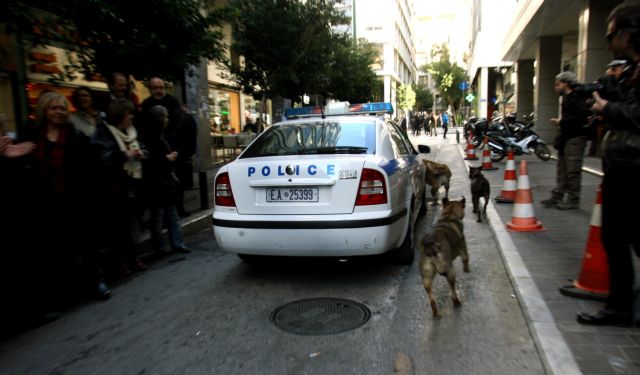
[212,209,407,256]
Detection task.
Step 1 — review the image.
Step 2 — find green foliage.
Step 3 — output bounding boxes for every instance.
[323,38,379,103]
[396,83,415,111]
[413,83,433,111]
[424,43,469,112]
[225,0,378,107]
[225,0,349,103]
[3,0,226,81]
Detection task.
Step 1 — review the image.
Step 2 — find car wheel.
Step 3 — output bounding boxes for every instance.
[389,217,415,265]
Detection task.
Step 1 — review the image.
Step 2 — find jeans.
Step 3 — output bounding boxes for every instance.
[151,204,186,251]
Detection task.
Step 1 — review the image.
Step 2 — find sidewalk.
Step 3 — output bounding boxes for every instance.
[442,134,640,375]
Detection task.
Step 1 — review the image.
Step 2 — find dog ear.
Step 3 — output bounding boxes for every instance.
[460,196,466,205]
[442,197,450,205]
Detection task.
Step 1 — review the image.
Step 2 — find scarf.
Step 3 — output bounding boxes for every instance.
[106,124,142,179]
[34,124,68,195]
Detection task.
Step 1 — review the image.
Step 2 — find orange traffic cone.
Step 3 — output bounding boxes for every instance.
[495,150,517,203]
[480,136,498,170]
[506,160,544,232]
[558,184,609,301]
[464,131,478,160]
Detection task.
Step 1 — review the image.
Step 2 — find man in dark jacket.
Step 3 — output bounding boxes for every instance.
[541,71,590,210]
[577,1,640,328]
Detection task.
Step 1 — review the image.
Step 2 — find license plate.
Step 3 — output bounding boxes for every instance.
[267,188,318,202]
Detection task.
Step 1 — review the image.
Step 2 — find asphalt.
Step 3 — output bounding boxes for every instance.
[147,128,640,374]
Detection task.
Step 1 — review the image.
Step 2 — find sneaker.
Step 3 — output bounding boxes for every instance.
[556,201,579,210]
[97,281,111,300]
[577,309,633,327]
[541,197,560,207]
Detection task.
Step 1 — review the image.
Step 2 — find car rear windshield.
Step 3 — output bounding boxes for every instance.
[240,120,376,158]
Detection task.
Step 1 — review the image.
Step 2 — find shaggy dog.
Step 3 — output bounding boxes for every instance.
[419,197,469,318]
[422,160,451,205]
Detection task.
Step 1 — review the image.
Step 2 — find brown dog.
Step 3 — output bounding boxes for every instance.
[419,197,470,318]
[422,159,451,205]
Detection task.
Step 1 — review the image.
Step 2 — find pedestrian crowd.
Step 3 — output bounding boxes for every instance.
[0,74,197,334]
[404,111,451,139]
[540,1,640,328]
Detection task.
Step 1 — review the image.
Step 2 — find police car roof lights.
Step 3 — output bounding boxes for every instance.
[284,102,393,119]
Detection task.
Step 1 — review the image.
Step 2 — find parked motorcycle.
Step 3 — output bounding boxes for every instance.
[485,115,551,162]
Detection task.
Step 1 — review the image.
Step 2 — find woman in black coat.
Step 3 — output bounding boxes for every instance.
[144,105,190,254]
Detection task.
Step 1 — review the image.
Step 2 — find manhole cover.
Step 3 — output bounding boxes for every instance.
[270,298,371,335]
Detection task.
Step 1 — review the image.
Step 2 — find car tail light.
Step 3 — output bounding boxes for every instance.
[355,168,388,206]
[215,172,236,207]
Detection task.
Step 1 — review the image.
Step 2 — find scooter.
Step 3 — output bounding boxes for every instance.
[485,119,551,162]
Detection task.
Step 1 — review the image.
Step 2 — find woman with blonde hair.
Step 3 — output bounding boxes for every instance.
[30,91,111,307]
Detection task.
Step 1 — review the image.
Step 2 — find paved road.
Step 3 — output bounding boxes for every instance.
[0,138,544,374]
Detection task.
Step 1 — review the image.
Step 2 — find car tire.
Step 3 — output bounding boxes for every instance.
[389,217,415,265]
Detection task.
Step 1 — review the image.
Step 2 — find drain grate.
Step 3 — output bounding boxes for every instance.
[270,298,371,335]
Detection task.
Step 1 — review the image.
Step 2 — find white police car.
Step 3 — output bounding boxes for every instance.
[212,102,429,264]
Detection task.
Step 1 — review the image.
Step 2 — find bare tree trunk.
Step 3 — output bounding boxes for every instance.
[258,93,267,134]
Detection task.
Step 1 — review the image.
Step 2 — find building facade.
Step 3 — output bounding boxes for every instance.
[414,0,473,113]
[500,0,621,142]
[353,0,416,114]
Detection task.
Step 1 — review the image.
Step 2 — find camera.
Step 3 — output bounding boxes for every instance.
[574,75,618,101]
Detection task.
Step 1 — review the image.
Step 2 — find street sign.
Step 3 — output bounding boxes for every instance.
[458,81,469,91]
[465,93,475,102]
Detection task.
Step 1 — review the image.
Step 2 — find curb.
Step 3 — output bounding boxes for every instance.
[136,209,213,256]
[457,145,582,375]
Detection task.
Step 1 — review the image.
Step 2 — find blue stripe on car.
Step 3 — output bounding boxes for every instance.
[380,159,401,176]
[380,155,416,176]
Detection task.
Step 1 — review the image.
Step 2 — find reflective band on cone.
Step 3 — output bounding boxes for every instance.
[464,131,478,160]
[480,136,498,170]
[506,160,544,232]
[496,150,517,203]
[559,184,609,301]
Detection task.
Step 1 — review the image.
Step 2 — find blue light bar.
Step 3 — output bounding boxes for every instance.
[349,102,394,115]
[284,106,322,118]
[284,102,393,119]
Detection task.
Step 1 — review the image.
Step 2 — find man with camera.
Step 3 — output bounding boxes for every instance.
[541,71,591,210]
[577,0,640,328]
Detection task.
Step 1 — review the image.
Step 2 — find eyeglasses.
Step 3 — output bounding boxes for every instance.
[606,29,620,42]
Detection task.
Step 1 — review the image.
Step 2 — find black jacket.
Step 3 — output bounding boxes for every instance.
[91,122,146,200]
[559,89,590,141]
[602,61,640,168]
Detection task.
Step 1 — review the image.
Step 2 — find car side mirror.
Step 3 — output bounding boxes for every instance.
[418,145,431,153]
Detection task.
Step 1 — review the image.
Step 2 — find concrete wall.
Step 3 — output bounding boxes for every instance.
[535,36,562,143]
[516,59,535,119]
[576,0,618,83]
